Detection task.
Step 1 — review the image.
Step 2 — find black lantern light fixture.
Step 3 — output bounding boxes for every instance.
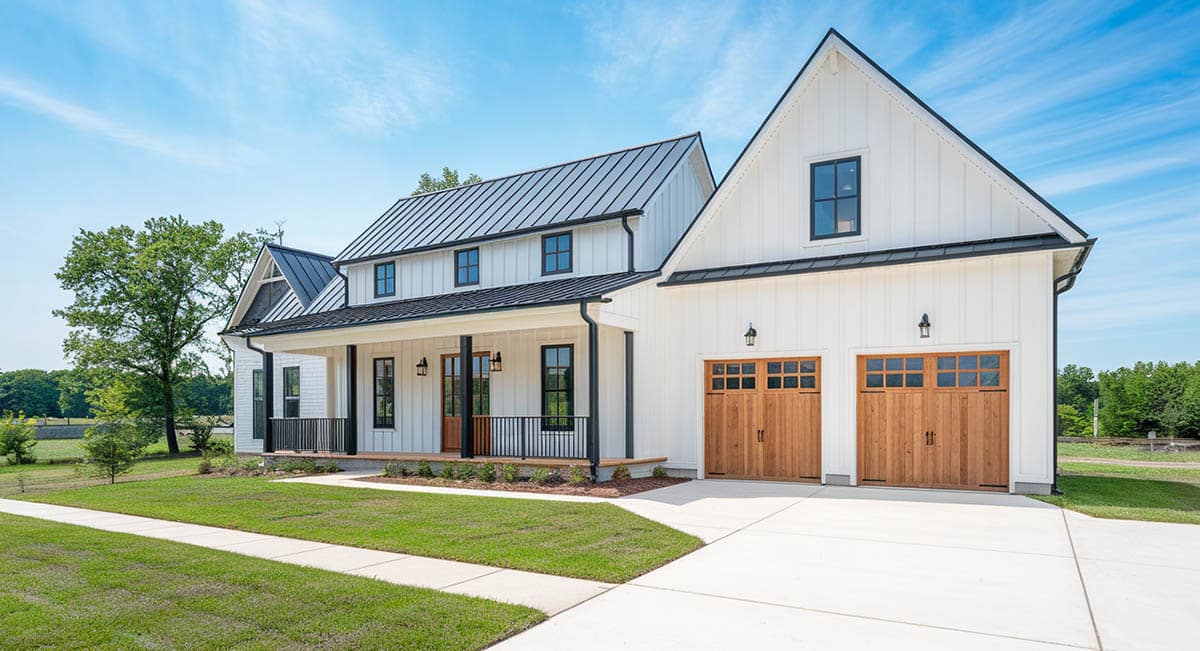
[416,356,429,377]
[918,313,931,339]
[744,322,757,346]
[490,351,503,372]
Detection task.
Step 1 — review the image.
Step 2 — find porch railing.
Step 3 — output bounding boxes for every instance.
[472,416,589,460]
[271,417,349,453]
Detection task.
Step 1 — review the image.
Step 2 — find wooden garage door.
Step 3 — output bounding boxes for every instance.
[857,351,1009,491]
[704,358,821,481]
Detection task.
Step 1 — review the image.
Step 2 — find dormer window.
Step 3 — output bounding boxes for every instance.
[374,262,395,298]
[542,232,572,275]
[811,156,860,239]
[455,247,479,287]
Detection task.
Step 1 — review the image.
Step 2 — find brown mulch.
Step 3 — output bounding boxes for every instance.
[358,474,689,498]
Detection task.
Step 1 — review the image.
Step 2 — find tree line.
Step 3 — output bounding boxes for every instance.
[0,368,231,419]
[1058,361,1200,438]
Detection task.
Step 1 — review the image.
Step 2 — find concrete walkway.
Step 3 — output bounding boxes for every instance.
[0,498,610,615]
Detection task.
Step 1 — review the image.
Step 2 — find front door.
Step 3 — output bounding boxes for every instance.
[704,357,821,481]
[441,352,491,454]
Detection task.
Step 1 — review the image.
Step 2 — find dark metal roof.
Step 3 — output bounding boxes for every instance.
[225,271,658,337]
[333,134,701,265]
[662,234,1077,286]
[266,244,338,307]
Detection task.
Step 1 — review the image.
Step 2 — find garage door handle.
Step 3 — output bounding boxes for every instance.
[757,429,764,442]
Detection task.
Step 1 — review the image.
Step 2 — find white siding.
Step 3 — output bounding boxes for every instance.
[675,50,1054,272]
[607,251,1056,488]
[230,341,328,453]
[638,145,712,270]
[345,221,630,306]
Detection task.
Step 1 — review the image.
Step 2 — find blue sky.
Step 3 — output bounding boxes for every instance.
[0,0,1197,373]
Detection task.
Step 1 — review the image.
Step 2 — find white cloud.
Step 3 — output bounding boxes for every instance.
[1031,156,1186,196]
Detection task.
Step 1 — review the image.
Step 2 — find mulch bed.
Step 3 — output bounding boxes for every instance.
[358,475,689,498]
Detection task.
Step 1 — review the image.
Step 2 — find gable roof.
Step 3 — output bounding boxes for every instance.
[662,28,1090,275]
[333,133,703,265]
[264,243,338,307]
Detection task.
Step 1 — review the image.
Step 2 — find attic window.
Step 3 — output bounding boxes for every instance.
[455,247,479,287]
[374,262,395,298]
[811,157,860,239]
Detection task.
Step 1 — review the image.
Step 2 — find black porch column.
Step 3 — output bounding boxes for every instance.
[625,330,634,459]
[346,345,357,455]
[262,352,274,453]
[459,335,474,458]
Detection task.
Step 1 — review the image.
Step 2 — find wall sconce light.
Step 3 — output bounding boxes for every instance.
[918,313,931,339]
[416,357,429,377]
[490,351,503,372]
[744,322,757,346]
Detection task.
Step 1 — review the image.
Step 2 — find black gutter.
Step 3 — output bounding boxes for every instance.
[1050,239,1096,495]
[579,301,601,481]
[244,336,274,453]
[621,214,635,272]
[335,267,350,310]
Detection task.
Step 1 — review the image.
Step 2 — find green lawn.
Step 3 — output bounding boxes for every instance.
[1058,441,1200,463]
[26,475,702,583]
[1,433,234,465]
[0,513,541,649]
[1035,461,1200,525]
[0,456,202,497]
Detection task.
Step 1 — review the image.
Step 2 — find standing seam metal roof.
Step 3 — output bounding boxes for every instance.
[333,134,700,264]
[265,244,338,307]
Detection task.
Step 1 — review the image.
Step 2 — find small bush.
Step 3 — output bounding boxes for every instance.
[185,417,216,453]
[567,465,587,484]
[652,465,668,478]
[316,460,340,473]
[383,462,403,478]
[416,460,434,478]
[204,438,234,459]
[611,464,631,481]
[0,412,37,465]
[440,462,456,479]
[528,467,550,485]
[502,463,519,483]
[279,458,318,474]
[479,463,496,482]
[242,457,262,472]
[458,464,477,480]
[197,459,213,475]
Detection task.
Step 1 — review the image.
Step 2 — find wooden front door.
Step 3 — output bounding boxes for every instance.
[857,351,1009,491]
[441,352,491,453]
[704,358,821,481]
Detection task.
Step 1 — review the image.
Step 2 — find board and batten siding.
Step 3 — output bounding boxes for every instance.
[674,50,1053,273]
[230,341,328,453]
[637,145,713,271]
[606,250,1055,489]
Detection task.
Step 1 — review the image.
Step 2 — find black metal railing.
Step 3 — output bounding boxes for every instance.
[271,417,349,453]
[472,415,589,459]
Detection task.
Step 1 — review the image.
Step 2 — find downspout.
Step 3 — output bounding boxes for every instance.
[1050,240,1095,495]
[621,215,635,273]
[245,335,274,454]
[579,301,601,481]
[335,265,350,308]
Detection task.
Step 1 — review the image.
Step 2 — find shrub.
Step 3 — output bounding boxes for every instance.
[197,458,213,475]
[242,457,261,472]
[204,437,234,459]
[528,467,550,485]
[279,458,317,474]
[383,462,403,478]
[416,460,434,478]
[0,411,37,464]
[567,465,587,484]
[316,460,340,473]
[185,417,216,453]
[81,423,145,484]
[652,465,668,478]
[610,464,631,481]
[502,463,519,482]
[478,463,496,482]
[458,464,477,480]
[440,462,456,479]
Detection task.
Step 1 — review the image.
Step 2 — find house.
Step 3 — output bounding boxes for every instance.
[221,29,1093,494]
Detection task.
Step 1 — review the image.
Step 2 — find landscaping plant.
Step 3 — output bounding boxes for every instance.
[0,411,38,464]
[652,465,668,478]
[80,423,145,484]
[416,460,434,478]
[502,463,519,482]
[441,463,456,480]
[383,462,403,478]
[611,464,631,481]
[458,464,477,480]
[528,467,550,485]
[478,463,496,482]
[567,465,587,485]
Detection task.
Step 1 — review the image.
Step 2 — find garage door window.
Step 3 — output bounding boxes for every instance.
[936,354,1004,388]
[863,356,924,389]
[710,362,756,391]
[766,359,818,390]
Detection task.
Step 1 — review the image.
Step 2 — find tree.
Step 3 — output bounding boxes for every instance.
[80,376,157,483]
[178,373,232,416]
[0,412,37,464]
[0,369,61,417]
[57,367,99,418]
[81,425,144,484]
[412,167,482,195]
[1098,363,1153,437]
[56,216,265,454]
[1057,364,1098,417]
[1056,404,1090,438]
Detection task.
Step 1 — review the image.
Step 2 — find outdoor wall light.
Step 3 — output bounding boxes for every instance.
[416,356,429,377]
[490,351,503,372]
[918,313,931,339]
[744,322,757,346]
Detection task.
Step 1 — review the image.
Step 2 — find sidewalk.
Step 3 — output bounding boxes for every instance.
[0,498,611,615]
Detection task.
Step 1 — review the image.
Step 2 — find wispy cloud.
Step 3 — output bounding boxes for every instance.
[1032,156,1187,196]
[0,72,253,168]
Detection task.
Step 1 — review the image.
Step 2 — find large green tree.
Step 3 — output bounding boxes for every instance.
[1057,364,1098,417]
[56,216,264,454]
[412,167,481,195]
[0,369,61,417]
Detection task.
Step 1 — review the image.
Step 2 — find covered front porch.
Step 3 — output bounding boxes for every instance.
[250,300,639,478]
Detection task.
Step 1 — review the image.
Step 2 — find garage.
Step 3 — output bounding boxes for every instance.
[857,351,1010,491]
[704,357,821,481]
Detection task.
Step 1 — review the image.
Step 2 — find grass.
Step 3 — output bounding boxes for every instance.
[1035,461,1200,525]
[0,433,234,465]
[0,456,203,497]
[1058,441,1200,463]
[27,475,703,583]
[0,513,542,649]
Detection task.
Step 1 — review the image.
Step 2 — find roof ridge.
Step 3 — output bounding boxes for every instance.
[265,242,335,260]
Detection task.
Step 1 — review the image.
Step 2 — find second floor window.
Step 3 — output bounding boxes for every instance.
[811,156,860,239]
[455,247,479,286]
[283,366,300,417]
[374,262,395,297]
[542,232,572,275]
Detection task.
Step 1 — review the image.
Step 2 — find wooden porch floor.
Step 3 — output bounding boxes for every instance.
[264,450,667,469]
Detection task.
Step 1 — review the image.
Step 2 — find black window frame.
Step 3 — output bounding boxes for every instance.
[252,368,265,439]
[540,344,574,431]
[374,261,395,298]
[810,156,862,240]
[373,357,395,429]
[454,247,480,287]
[282,366,300,418]
[541,231,573,276]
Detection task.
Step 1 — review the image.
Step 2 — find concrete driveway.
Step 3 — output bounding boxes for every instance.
[496,481,1200,650]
